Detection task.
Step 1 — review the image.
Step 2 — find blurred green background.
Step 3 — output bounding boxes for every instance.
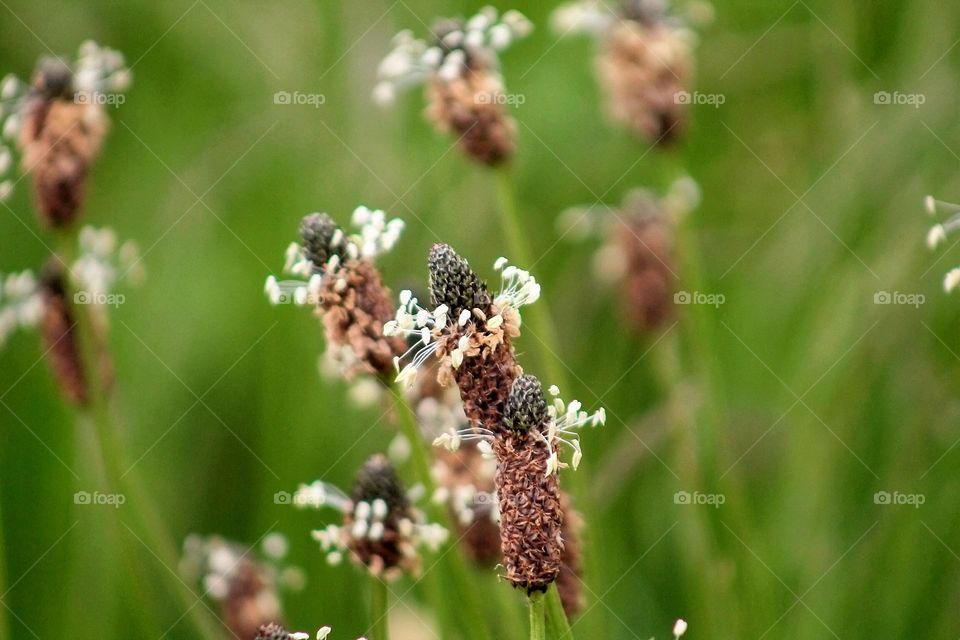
[1,0,959,638]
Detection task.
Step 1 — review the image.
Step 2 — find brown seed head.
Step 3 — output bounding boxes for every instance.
[39,262,87,405]
[319,258,406,378]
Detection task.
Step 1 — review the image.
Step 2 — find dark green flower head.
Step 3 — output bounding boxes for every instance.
[299,213,344,272]
[351,454,409,513]
[427,243,491,312]
[503,374,547,432]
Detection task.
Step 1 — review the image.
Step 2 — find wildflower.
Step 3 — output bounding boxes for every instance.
[373,7,533,165]
[1,41,131,226]
[565,179,697,332]
[265,208,407,379]
[552,0,700,144]
[494,374,565,592]
[922,195,960,292]
[180,533,305,640]
[38,263,88,405]
[294,454,448,581]
[385,243,540,435]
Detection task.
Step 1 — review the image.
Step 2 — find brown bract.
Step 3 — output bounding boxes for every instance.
[318,259,406,379]
[19,96,108,227]
[494,429,564,592]
[597,21,691,144]
[425,66,516,166]
[435,307,522,433]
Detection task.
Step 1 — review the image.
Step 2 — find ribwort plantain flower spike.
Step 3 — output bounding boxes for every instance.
[373,7,533,165]
[385,243,541,435]
[552,0,706,144]
[180,534,305,640]
[293,454,448,581]
[1,41,131,226]
[265,207,407,379]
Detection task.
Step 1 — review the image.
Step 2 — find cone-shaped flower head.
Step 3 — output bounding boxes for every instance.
[428,243,492,312]
[299,212,346,273]
[503,374,547,432]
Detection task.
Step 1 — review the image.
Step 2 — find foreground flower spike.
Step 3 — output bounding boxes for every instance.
[39,262,88,405]
[373,7,533,165]
[923,195,960,293]
[265,207,407,379]
[181,534,306,640]
[386,244,541,436]
[294,454,448,581]
[495,375,564,592]
[0,41,131,225]
[552,0,701,144]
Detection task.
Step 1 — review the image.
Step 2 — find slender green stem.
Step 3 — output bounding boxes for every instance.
[529,591,546,640]
[54,230,221,639]
[544,585,574,640]
[493,168,569,392]
[369,577,390,640]
[0,482,10,640]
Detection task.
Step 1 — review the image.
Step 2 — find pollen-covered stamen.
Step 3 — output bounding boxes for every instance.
[540,383,606,475]
[0,269,44,347]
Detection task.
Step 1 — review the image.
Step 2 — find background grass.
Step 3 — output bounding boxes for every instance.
[1,0,959,638]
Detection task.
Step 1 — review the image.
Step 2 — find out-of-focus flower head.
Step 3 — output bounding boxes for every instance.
[373,7,533,165]
[293,454,448,581]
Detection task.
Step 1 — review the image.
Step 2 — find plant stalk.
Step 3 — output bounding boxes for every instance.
[529,591,546,640]
[545,585,574,640]
[369,577,390,640]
